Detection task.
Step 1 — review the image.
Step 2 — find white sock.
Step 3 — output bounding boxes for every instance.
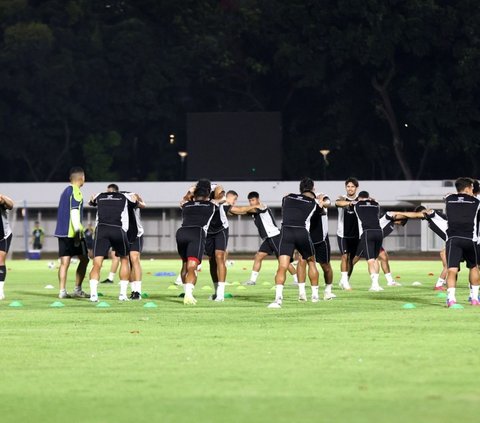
[471,285,479,300]
[275,284,284,301]
[176,274,182,283]
[293,274,298,283]
[213,282,218,294]
[89,279,98,297]
[311,285,319,297]
[436,278,446,287]
[340,272,348,283]
[325,284,332,294]
[447,287,456,302]
[120,280,129,297]
[250,271,259,283]
[370,273,380,287]
[130,281,136,292]
[135,281,142,294]
[384,273,394,284]
[298,282,306,297]
[108,272,116,281]
[217,282,225,299]
[185,283,194,297]
[0,281,4,294]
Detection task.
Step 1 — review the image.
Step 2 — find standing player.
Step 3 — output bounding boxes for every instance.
[100,184,121,284]
[127,192,146,300]
[88,190,138,302]
[269,177,319,308]
[176,180,217,305]
[84,222,95,259]
[243,191,298,286]
[31,221,45,250]
[54,167,89,299]
[443,177,480,307]
[335,177,360,290]
[351,191,384,291]
[206,187,260,302]
[0,193,14,300]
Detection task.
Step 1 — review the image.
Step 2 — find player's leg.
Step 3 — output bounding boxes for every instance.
[72,254,89,297]
[214,249,227,301]
[367,232,383,292]
[183,229,205,305]
[296,256,307,301]
[129,251,142,300]
[101,249,119,283]
[338,236,351,289]
[58,255,72,299]
[316,239,335,300]
[244,251,268,285]
[306,256,320,302]
[89,256,104,302]
[270,255,291,307]
[379,248,400,286]
[434,248,447,290]
[445,239,462,307]
[89,227,110,302]
[0,249,6,300]
[468,264,480,305]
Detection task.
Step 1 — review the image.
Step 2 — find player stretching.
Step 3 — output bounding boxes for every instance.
[176,180,217,305]
[100,184,121,284]
[127,192,146,300]
[0,193,14,300]
[335,177,360,290]
[88,190,138,302]
[243,191,298,286]
[269,177,319,308]
[444,177,480,307]
[351,191,384,291]
[54,167,89,299]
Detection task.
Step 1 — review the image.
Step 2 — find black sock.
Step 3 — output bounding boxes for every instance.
[0,265,6,282]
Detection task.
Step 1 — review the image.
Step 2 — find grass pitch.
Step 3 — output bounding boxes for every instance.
[1,258,479,423]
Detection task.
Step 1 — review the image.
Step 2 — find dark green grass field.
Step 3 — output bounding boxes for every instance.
[1,258,479,423]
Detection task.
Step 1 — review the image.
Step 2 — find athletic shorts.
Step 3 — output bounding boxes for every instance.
[0,234,13,253]
[477,244,480,266]
[258,235,281,257]
[176,227,206,264]
[93,225,129,258]
[205,228,229,257]
[278,226,315,260]
[337,236,359,256]
[355,230,383,260]
[130,235,144,253]
[33,240,42,250]
[58,237,87,258]
[446,237,478,269]
[314,238,330,264]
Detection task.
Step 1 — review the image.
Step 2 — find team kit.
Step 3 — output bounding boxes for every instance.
[0,168,479,309]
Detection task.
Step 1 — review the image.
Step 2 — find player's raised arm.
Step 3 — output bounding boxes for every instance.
[135,193,146,209]
[0,194,14,210]
[229,203,265,215]
[317,194,331,208]
[335,196,352,208]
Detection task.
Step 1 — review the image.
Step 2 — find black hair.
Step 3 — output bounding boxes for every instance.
[107,183,119,192]
[473,179,480,195]
[69,166,84,178]
[226,190,238,197]
[345,177,359,187]
[455,177,474,193]
[414,205,427,213]
[299,177,314,193]
[358,191,369,198]
[248,191,259,200]
[194,179,211,199]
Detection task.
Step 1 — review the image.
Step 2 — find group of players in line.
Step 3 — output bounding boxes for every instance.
[0,168,479,308]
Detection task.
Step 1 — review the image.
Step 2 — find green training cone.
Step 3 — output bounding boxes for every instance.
[450,304,464,309]
[225,293,233,299]
[201,286,213,291]
[262,282,272,286]
[436,292,447,298]
[143,302,158,308]
[8,301,23,307]
[167,285,178,290]
[96,301,111,308]
[231,281,240,286]
[98,293,104,297]
[50,301,65,308]
[141,292,149,298]
[402,303,416,309]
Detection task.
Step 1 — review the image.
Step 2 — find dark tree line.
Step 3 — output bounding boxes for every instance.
[1,0,479,182]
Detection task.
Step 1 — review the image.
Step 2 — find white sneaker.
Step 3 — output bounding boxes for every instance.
[311,295,320,303]
[369,285,384,292]
[214,297,224,302]
[118,294,130,301]
[0,292,5,300]
[184,295,197,305]
[243,280,256,286]
[90,294,98,302]
[174,278,183,286]
[387,281,402,287]
[324,292,337,300]
[298,293,307,302]
[58,291,71,299]
[339,280,352,290]
[268,299,282,309]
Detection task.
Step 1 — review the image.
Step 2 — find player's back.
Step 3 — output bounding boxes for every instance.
[92,192,132,229]
[445,193,480,239]
[354,200,381,233]
[281,194,317,229]
[182,200,217,232]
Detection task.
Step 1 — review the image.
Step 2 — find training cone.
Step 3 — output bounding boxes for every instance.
[412,281,422,286]
[167,285,178,290]
[44,284,54,289]
[96,301,111,308]
[402,303,416,309]
[262,282,271,286]
[141,292,149,298]
[50,301,65,308]
[450,304,464,309]
[224,293,233,299]
[236,286,247,290]
[201,286,213,291]
[436,292,447,298]
[143,302,158,308]
[231,281,240,286]
[8,301,23,307]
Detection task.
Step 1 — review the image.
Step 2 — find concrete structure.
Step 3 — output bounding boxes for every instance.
[0,180,455,256]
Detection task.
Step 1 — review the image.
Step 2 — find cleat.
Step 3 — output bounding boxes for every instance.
[339,280,352,291]
[90,294,98,303]
[267,300,282,309]
[72,290,90,298]
[311,295,320,303]
[446,299,457,308]
[243,280,256,286]
[118,295,130,301]
[58,291,71,299]
[100,278,113,284]
[130,291,141,301]
[471,299,480,306]
[434,286,446,291]
[369,286,384,292]
[387,281,402,287]
[208,294,217,301]
[323,292,336,301]
[298,293,307,302]
[183,295,197,305]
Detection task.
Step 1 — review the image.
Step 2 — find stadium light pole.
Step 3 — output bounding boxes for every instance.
[178,151,188,180]
[319,149,330,180]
